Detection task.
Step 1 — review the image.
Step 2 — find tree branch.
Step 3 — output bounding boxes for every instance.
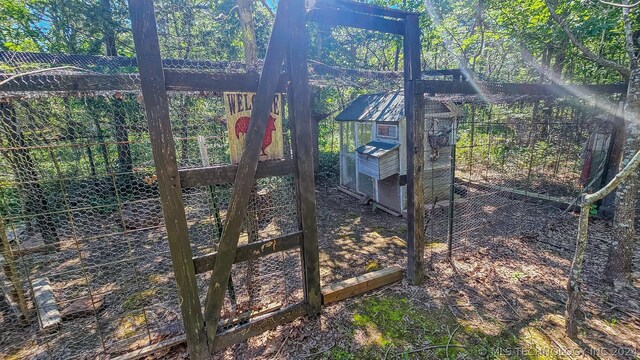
[598,0,640,8]
[584,148,640,204]
[544,0,631,76]
[622,0,638,68]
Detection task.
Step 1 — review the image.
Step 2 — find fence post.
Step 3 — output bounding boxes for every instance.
[288,0,322,314]
[128,1,209,358]
[404,14,425,285]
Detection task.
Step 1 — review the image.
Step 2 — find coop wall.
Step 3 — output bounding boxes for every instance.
[444,101,613,252]
[0,90,304,358]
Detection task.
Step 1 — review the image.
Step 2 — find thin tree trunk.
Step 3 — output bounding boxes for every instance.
[0,101,58,247]
[100,0,117,56]
[237,0,258,66]
[112,93,132,173]
[567,147,640,337]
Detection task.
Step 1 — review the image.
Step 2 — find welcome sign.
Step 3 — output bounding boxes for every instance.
[223,92,284,164]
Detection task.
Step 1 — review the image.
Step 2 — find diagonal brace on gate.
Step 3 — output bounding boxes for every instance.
[202,0,294,348]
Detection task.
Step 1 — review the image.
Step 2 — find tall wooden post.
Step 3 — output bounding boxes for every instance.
[404,14,425,284]
[287,0,322,314]
[128,1,209,358]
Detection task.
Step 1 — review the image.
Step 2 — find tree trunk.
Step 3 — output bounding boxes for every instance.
[604,67,640,286]
[237,0,258,67]
[0,101,59,247]
[100,0,117,57]
[112,93,132,173]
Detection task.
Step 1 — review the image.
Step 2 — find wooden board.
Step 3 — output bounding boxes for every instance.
[203,0,293,343]
[179,159,295,188]
[307,8,404,35]
[321,266,404,304]
[192,232,302,274]
[32,277,61,331]
[404,14,425,285]
[128,0,208,358]
[288,0,322,315]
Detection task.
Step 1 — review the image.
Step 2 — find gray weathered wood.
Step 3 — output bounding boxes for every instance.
[414,79,627,97]
[112,303,306,360]
[211,303,306,351]
[0,71,288,93]
[128,1,208,358]
[307,8,404,35]
[179,159,295,188]
[288,0,322,315]
[32,277,61,331]
[203,0,293,347]
[404,14,425,285]
[193,232,302,274]
[313,0,412,18]
[164,71,289,92]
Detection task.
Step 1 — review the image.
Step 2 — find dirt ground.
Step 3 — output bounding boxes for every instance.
[157,186,639,360]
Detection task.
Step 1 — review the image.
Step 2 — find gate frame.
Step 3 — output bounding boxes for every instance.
[128,0,425,358]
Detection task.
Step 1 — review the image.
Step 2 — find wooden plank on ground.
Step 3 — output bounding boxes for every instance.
[32,277,61,331]
[179,159,295,188]
[192,232,302,274]
[321,266,404,304]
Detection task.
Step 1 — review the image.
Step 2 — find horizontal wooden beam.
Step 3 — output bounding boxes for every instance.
[0,71,288,93]
[313,0,414,18]
[111,303,306,360]
[164,71,289,93]
[0,50,247,70]
[0,73,141,93]
[211,303,306,350]
[456,178,575,210]
[193,232,302,274]
[112,335,187,360]
[321,266,404,304]
[307,8,404,35]
[415,80,627,97]
[179,159,295,188]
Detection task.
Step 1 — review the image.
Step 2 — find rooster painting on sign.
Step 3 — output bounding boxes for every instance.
[224,92,284,163]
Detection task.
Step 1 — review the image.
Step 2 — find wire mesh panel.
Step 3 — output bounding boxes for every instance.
[0,52,305,358]
[447,100,614,254]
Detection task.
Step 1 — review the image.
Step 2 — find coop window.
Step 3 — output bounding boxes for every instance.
[377,124,398,139]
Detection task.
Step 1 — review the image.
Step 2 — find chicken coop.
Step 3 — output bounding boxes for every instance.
[336,91,461,215]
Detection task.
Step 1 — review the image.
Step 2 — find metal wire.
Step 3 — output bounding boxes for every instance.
[0,55,303,359]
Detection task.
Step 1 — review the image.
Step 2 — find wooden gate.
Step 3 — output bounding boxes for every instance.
[128,0,319,358]
[128,0,425,358]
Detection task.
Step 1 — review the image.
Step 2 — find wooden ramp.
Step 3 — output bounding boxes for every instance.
[321,266,403,304]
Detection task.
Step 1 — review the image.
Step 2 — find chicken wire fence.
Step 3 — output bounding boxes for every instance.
[0,52,304,359]
[424,99,619,255]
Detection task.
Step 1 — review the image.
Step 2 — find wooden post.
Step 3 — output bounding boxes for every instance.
[448,123,456,258]
[287,0,322,314]
[128,1,208,358]
[404,14,425,285]
[203,0,292,347]
[0,217,29,323]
